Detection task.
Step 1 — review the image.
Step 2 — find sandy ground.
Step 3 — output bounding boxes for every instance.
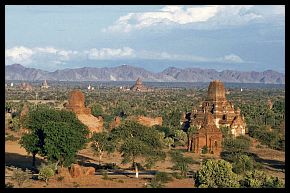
[5,134,285,188]
[5,139,197,188]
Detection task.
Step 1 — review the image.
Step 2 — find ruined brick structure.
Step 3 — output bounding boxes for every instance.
[109,115,163,129]
[187,80,246,154]
[128,116,163,127]
[66,90,91,114]
[66,90,103,134]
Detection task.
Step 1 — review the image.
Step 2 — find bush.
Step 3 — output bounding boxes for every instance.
[38,164,55,185]
[201,146,209,154]
[5,182,14,188]
[101,170,110,180]
[154,172,173,183]
[11,168,31,188]
[240,170,284,188]
[171,172,183,179]
[5,134,19,142]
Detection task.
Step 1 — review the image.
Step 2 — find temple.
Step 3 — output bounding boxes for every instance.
[130,78,150,91]
[185,80,246,154]
[41,80,50,89]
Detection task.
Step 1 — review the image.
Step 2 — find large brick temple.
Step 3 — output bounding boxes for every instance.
[185,80,246,154]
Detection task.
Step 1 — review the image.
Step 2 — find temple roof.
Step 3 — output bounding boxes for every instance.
[207,80,226,101]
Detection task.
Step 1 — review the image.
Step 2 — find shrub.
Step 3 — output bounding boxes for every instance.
[11,168,31,188]
[5,182,14,188]
[240,170,284,188]
[154,172,173,183]
[38,164,55,185]
[5,134,19,142]
[201,146,209,154]
[101,170,110,180]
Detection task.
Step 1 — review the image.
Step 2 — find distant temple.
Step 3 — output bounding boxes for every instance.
[185,80,246,154]
[20,82,33,91]
[130,78,151,91]
[41,80,50,89]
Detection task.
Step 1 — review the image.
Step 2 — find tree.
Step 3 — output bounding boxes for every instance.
[110,121,166,178]
[91,132,114,164]
[240,170,284,188]
[174,130,187,146]
[222,135,251,153]
[91,103,104,117]
[20,106,89,167]
[11,117,20,131]
[195,159,240,188]
[170,150,196,177]
[232,155,255,174]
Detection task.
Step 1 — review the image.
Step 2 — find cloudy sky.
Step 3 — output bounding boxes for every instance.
[5,5,285,73]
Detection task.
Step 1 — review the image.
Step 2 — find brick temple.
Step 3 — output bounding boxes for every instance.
[185,80,246,154]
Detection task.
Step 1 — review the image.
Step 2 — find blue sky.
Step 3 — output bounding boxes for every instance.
[5,5,285,73]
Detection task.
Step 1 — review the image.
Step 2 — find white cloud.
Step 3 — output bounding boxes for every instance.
[5,46,248,70]
[103,5,284,32]
[220,54,244,63]
[5,46,136,67]
[137,50,247,63]
[5,46,80,66]
[104,5,219,32]
[5,46,34,65]
[85,47,135,60]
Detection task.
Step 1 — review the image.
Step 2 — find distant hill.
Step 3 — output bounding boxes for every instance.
[5,64,285,84]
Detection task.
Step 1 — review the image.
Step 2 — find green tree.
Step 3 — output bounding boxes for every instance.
[232,155,254,174]
[240,170,284,188]
[170,150,196,177]
[111,121,166,178]
[91,103,104,117]
[91,132,114,164]
[11,117,20,131]
[195,159,240,188]
[174,130,187,146]
[222,135,251,153]
[20,106,89,167]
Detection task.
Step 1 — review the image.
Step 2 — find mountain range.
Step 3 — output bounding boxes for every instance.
[5,64,285,84]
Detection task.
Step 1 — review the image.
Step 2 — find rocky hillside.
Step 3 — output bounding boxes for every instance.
[5,64,285,84]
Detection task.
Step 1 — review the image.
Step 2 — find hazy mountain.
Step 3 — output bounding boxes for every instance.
[5,64,285,84]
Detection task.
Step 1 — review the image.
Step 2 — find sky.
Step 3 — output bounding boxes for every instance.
[5,5,285,73]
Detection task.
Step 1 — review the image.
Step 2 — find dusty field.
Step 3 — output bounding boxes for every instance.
[5,133,285,188]
[5,139,197,188]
